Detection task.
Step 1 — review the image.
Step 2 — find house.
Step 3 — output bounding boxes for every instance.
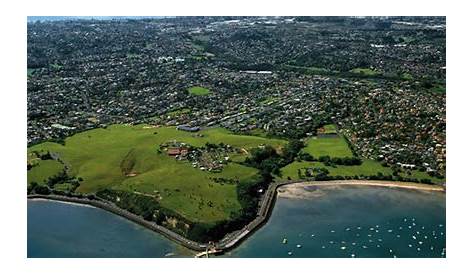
[167,147,181,156]
[167,147,189,157]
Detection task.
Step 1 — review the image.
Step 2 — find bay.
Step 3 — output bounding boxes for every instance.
[28,185,446,258]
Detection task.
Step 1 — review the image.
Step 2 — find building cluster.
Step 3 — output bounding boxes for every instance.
[27,16,445,175]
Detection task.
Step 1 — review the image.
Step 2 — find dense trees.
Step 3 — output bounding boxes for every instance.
[28,182,51,195]
[244,139,305,178]
[297,153,362,166]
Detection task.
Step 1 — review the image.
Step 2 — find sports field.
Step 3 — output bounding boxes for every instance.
[188,86,211,96]
[302,135,353,158]
[27,125,286,223]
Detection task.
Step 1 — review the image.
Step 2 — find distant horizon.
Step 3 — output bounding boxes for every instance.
[27,16,170,22]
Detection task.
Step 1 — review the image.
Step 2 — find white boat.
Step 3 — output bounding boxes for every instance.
[296,244,302,248]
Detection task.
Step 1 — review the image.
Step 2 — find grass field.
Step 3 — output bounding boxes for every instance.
[303,136,353,158]
[188,86,211,96]
[284,64,335,74]
[27,125,286,223]
[27,68,37,76]
[50,63,63,70]
[431,84,446,94]
[278,159,441,183]
[401,72,414,80]
[350,68,380,76]
[322,124,337,134]
[27,159,64,185]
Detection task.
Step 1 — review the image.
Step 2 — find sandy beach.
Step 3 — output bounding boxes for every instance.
[28,198,96,208]
[277,180,445,199]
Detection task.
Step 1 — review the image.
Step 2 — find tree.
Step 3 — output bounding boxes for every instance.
[34,185,51,195]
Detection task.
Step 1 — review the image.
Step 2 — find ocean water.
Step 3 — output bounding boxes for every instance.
[27,200,191,258]
[28,186,446,258]
[225,186,446,258]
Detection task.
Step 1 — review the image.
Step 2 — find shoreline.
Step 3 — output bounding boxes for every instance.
[27,180,445,256]
[29,198,97,208]
[279,180,445,193]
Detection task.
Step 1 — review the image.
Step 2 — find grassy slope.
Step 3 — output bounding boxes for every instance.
[188,86,210,96]
[303,136,353,158]
[27,160,64,185]
[27,125,286,223]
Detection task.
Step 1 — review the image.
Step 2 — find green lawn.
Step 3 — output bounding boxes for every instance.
[431,84,446,94]
[27,159,64,185]
[284,64,334,74]
[322,124,337,134]
[53,183,76,192]
[303,136,353,158]
[401,72,414,80]
[350,68,380,76]
[188,86,211,96]
[27,125,286,223]
[50,63,63,70]
[27,68,37,76]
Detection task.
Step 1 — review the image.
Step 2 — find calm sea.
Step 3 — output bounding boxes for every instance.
[27,200,191,258]
[28,186,445,258]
